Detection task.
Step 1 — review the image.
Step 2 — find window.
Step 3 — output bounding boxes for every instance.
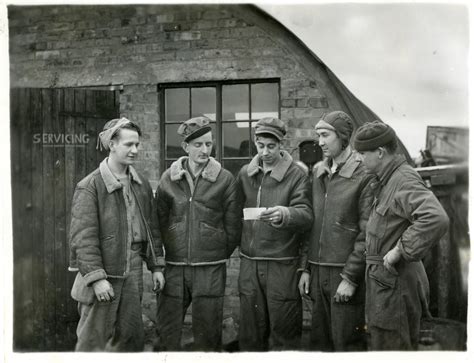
[159,79,280,176]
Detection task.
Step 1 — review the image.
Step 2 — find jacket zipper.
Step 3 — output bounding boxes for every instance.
[119,190,128,276]
[187,176,200,263]
[250,172,267,254]
[318,173,332,263]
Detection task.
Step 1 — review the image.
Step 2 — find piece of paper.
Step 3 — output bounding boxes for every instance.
[243,207,267,220]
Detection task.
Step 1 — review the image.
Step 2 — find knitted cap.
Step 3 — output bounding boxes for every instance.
[177,116,212,142]
[315,111,354,146]
[254,117,287,141]
[354,120,396,151]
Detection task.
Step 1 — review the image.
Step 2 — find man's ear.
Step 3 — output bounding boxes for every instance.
[377,147,385,159]
[181,141,189,154]
[108,139,115,152]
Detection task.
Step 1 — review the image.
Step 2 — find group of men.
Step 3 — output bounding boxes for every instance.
[68,110,449,352]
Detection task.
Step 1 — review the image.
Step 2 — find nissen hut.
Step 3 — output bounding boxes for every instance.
[10,3,428,351]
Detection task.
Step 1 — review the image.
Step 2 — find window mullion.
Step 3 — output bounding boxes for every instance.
[216,85,222,162]
[248,83,252,157]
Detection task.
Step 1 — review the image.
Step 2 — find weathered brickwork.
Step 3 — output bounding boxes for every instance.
[9,4,348,345]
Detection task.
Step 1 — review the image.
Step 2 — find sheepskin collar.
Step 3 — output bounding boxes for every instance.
[247,150,293,182]
[170,156,222,183]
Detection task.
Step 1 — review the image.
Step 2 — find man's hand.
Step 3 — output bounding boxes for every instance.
[259,207,282,224]
[334,279,356,303]
[92,279,115,302]
[298,271,310,297]
[152,271,165,292]
[383,245,402,275]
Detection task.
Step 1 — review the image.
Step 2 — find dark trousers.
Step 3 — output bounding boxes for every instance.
[365,261,429,351]
[238,258,302,351]
[308,264,366,351]
[156,263,226,351]
[75,248,144,352]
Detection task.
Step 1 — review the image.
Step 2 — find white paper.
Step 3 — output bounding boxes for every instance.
[243,207,267,220]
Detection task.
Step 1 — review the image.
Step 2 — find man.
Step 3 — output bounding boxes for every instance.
[353,120,449,350]
[68,117,165,351]
[298,111,374,351]
[155,116,240,351]
[236,117,313,351]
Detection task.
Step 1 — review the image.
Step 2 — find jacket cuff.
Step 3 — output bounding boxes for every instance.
[340,273,358,287]
[151,266,164,273]
[83,269,107,286]
[147,256,166,272]
[396,240,413,262]
[271,206,290,228]
[298,254,309,272]
[155,256,166,267]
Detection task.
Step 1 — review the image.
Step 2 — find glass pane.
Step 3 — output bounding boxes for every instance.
[223,122,253,157]
[191,87,216,121]
[166,124,186,159]
[251,83,279,120]
[165,88,189,122]
[223,84,249,121]
[223,159,251,177]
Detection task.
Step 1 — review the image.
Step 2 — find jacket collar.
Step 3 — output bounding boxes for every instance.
[314,150,360,179]
[247,150,293,182]
[377,155,406,185]
[170,156,222,183]
[99,158,142,194]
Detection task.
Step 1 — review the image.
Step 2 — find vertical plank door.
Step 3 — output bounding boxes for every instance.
[11,88,119,351]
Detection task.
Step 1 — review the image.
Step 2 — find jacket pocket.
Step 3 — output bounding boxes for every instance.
[199,221,227,252]
[368,265,398,289]
[164,222,187,258]
[367,204,389,240]
[334,221,359,233]
[367,265,401,330]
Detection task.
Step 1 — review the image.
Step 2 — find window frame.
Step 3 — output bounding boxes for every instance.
[158,78,281,175]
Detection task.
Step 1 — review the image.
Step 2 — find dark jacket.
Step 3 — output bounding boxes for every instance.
[300,151,375,285]
[68,159,165,286]
[156,157,241,265]
[366,155,449,263]
[236,151,313,260]
[365,155,449,334]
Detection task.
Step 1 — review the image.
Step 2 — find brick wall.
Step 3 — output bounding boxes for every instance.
[9,4,348,346]
[9,5,347,185]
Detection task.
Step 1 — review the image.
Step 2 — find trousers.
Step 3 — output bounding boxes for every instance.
[75,248,144,352]
[307,264,366,351]
[238,258,302,351]
[156,263,226,351]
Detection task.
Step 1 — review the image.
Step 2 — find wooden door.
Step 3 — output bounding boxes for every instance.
[10,88,119,351]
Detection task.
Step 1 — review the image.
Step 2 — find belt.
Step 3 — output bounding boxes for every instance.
[131,241,145,251]
[366,255,383,265]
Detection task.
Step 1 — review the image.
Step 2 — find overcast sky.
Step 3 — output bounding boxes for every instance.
[0,0,470,157]
[260,1,470,157]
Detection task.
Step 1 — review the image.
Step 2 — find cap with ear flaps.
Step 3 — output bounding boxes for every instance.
[315,111,354,148]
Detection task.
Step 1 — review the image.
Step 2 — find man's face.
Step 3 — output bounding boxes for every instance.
[317,128,343,159]
[183,131,213,165]
[255,135,281,167]
[356,149,381,174]
[109,128,140,166]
